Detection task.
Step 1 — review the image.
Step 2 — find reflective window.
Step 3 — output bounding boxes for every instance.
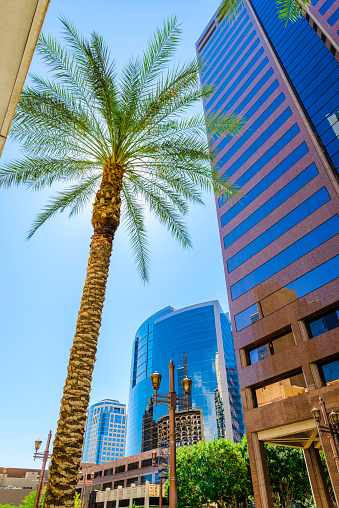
[255,372,307,407]
[249,330,295,364]
[307,306,339,338]
[251,0,339,174]
[219,106,293,182]
[205,48,265,112]
[328,8,339,25]
[201,10,248,71]
[209,63,272,117]
[227,187,330,273]
[202,28,256,86]
[231,215,339,300]
[235,255,339,331]
[224,163,318,249]
[214,88,284,166]
[321,359,339,384]
[220,142,308,218]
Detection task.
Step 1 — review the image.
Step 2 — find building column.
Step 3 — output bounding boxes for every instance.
[117,485,122,508]
[303,444,333,508]
[144,480,150,508]
[247,432,274,508]
[129,484,134,508]
[319,433,339,506]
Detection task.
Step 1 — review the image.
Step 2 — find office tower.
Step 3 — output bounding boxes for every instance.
[197,3,339,507]
[82,400,126,464]
[125,301,245,456]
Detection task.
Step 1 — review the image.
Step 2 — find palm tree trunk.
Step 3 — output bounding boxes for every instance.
[43,162,124,508]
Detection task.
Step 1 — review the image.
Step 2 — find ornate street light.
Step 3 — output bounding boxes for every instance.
[150,360,193,508]
[33,431,52,508]
[311,396,339,473]
[78,469,95,508]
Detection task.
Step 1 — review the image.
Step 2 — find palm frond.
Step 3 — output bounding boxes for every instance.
[27,176,101,239]
[217,0,244,23]
[0,157,99,190]
[277,0,310,24]
[121,182,150,282]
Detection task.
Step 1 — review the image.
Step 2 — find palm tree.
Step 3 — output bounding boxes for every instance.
[218,0,310,24]
[0,18,244,508]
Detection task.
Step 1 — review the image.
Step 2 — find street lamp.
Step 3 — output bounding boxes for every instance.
[150,360,192,508]
[33,431,52,508]
[311,396,339,473]
[78,469,95,508]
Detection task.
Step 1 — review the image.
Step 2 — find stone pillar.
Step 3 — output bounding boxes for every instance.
[144,480,150,508]
[117,485,122,508]
[303,444,333,508]
[319,433,339,506]
[129,484,135,508]
[247,432,274,508]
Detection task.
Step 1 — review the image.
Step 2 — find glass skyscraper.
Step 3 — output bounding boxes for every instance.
[82,399,126,464]
[198,3,339,507]
[125,301,245,456]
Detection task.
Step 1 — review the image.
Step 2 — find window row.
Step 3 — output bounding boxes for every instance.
[227,186,330,273]
[217,94,289,182]
[223,162,318,249]
[206,48,265,114]
[247,305,339,367]
[201,10,248,70]
[230,215,339,300]
[235,255,339,331]
[215,84,283,170]
[202,24,255,86]
[220,141,308,223]
[209,57,270,117]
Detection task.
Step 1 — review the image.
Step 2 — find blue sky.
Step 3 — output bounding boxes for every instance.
[0,0,231,468]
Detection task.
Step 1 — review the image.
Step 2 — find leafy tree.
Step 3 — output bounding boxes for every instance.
[265,444,312,507]
[217,0,311,25]
[0,17,243,508]
[175,439,250,508]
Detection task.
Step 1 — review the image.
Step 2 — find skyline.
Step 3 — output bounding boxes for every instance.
[0,0,233,469]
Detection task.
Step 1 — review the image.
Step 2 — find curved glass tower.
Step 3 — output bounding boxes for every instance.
[125,301,244,456]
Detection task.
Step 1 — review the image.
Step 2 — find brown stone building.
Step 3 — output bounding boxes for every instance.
[198,1,339,506]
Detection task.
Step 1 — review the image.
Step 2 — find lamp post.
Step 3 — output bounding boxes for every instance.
[150,360,192,508]
[33,431,52,508]
[78,469,95,508]
[311,396,339,473]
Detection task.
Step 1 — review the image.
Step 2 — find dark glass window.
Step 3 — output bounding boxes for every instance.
[322,359,339,384]
[126,477,138,487]
[127,462,139,471]
[308,306,339,338]
[115,465,125,474]
[141,459,153,468]
[235,255,339,331]
[140,474,153,485]
[215,88,284,171]
[227,187,330,273]
[94,471,103,478]
[202,27,256,86]
[220,141,308,220]
[114,480,125,488]
[104,468,113,477]
[206,49,265,113]
[103,482,112,490]
[319,0,336,15]
[328,9,339,26]
[220,107,293,183]
[224,163,318,249]
[231,215,339,299]
[248,330,295,364]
